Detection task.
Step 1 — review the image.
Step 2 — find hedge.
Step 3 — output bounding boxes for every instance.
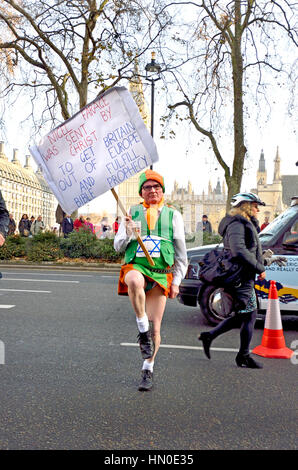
[0,230,123,263]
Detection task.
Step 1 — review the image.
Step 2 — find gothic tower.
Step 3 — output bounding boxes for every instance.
[273,146,281,183]
[257,149,267,186]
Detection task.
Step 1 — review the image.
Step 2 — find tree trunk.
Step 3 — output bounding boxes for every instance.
[228,0,247,208]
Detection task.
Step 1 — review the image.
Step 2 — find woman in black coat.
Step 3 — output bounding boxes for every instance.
[199,192,270,369]
[18,214,31,237]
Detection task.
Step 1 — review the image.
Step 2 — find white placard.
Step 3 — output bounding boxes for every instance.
[29,86,159,214]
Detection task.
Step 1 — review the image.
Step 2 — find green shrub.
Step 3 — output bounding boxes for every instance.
[0,235,27,259]
[30,230,60,245]
[27,243,63,262]
[202,233,222,245]
[59,229,98,258]
[89,238,123,262]
[59,230,122,261]
[25,231,62,262]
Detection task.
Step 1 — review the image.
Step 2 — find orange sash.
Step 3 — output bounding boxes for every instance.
[143,198,164,230]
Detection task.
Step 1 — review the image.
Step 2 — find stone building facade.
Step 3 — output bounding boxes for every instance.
[252,147,298,225]
[0,142,57,230]
[165,179,227,233]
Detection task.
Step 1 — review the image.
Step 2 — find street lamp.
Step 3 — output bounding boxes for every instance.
[145,52,161,169]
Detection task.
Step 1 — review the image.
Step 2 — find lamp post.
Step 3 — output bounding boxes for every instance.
[145,52,161,169]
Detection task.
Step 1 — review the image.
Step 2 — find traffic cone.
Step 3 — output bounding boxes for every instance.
[252,280,293,359]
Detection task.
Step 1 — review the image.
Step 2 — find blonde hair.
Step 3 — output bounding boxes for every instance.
[229,202,254,220]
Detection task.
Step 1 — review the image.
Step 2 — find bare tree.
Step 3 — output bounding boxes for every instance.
[157,0,298,206]
[0,0,170,138]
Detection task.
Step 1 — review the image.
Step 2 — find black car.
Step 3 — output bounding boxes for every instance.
[178,197,298,325]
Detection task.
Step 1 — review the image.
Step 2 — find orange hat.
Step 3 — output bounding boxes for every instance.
[138,170,165,195]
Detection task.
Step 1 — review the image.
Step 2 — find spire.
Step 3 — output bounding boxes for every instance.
[215,178,221,194]
[258,149,266,172]
[208,180,212,197]
[273,146,281,182]
[257,148,267,186]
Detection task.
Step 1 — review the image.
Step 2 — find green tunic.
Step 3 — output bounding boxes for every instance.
[124,204,175,289]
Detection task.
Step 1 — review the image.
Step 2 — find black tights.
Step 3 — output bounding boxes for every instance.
[208,310,257,356]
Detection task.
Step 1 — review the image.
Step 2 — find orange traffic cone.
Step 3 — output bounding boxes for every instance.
[252,280,293,359]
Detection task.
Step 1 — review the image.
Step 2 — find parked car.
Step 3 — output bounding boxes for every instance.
[178,196,298,325]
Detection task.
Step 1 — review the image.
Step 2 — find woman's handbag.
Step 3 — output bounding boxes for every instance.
[199,246,243,288]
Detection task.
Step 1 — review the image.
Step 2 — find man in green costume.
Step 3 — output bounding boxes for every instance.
[114,170,187,391]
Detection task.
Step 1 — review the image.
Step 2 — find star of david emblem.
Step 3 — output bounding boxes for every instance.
[136,235,161,255]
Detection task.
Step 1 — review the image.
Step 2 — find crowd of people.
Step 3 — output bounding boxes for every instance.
[8,213,46,237]
[6,212,121,239]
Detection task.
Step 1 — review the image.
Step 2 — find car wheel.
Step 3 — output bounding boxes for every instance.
[199,284,233,325]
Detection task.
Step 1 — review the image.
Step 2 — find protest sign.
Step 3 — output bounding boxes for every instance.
[29,86,159,215]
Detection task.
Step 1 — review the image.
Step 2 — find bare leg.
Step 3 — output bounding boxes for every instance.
[124,270,147,319]
[145,285,167,362]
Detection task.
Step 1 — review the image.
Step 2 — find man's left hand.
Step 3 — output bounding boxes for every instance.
[169,284,179,299]
[0,233,5,247]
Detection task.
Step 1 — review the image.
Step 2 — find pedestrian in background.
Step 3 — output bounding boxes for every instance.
[74,215,86,232]
[260,216,270,231]
[62,214,74,237]
[196,215,212,234]
[198,193,286,369]
[85,217,95,233]
[29,216,35,230]
[0,190,9,246]
[8,213,16,236]
[101,217,111,238]
[30,215,45,235]
[18,214,30,237]
[113,216,121,235]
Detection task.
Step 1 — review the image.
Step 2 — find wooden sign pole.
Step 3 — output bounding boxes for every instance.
[111,188,155,266]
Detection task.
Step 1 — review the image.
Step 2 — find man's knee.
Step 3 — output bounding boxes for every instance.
[125,271,145,291]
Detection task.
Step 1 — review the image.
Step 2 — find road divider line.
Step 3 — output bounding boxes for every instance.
[0,288,51,293]
[0,305,15,309]
[120,343,239,353]
[1,272,93,277]
[1,278,79,283]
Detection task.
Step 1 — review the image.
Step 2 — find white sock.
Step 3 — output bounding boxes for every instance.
[136,313,149,333]
[143,359,154,372]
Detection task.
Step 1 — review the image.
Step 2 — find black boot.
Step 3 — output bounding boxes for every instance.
[235,353,263,369]
[198,332,212,359]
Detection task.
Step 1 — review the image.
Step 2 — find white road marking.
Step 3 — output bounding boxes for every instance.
[0,305,15,309]
[1,271,93,277]
[1,278,79,283]
[120,343,239,353]
[0,289,51,293]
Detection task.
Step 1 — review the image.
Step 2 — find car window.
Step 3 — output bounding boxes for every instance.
[258,207,298,243]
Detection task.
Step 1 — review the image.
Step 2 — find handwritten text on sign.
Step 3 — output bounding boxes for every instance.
[29,87,159,214]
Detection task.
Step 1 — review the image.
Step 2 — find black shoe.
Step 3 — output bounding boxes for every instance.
[137,330,153,359]
[198,332,212,359]
[138,369,153,391]
[235,353,263,369]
